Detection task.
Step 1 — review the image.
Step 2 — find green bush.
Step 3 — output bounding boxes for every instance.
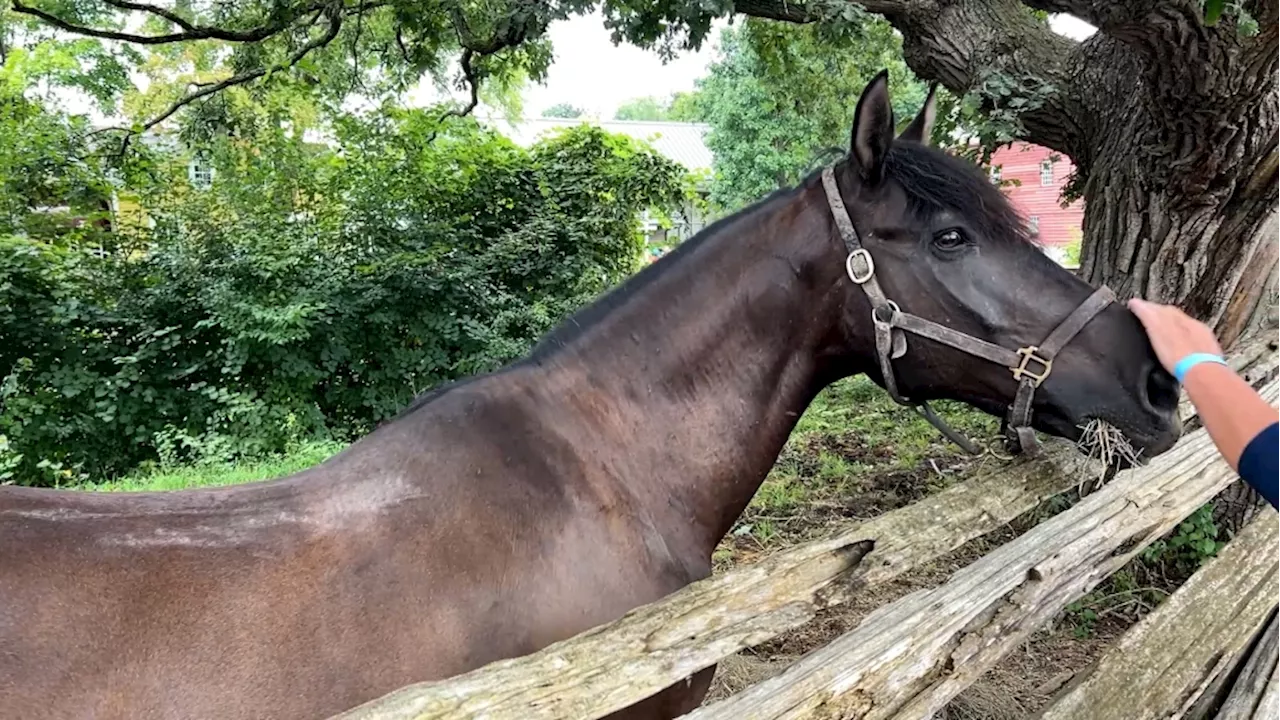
[0,106,683,485]
[1062,233,1083,267]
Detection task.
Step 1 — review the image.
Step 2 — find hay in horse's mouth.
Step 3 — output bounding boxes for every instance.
[1075,419,1143,492]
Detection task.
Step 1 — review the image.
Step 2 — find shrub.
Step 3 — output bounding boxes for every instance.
[0,107,684,485]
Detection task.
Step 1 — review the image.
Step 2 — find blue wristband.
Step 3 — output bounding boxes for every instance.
[1173,353,1227,383]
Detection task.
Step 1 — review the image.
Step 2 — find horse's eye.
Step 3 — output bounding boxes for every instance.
[933,229,968,250]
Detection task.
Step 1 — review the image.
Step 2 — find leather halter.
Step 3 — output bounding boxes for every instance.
[821,167,1116,456]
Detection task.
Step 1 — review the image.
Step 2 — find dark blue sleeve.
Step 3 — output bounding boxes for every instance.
[1238,422,1278,509]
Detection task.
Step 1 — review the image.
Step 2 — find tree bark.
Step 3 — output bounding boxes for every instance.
[1073,28,1278,349]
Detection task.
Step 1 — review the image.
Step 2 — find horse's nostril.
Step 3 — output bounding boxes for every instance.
[1143,364,1180,413]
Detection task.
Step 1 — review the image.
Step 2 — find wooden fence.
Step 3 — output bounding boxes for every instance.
[333,339,1279,720]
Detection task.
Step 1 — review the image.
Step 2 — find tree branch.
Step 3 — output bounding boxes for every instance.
[731,0,813,23]
[139,6,342,132]
[1021,0,1274,93]
[12,0,323,45]
[443,48,482,120]
[427,2,546,135]
[1017,0,1108,26]
[733,0,1088,156]
[101,0,198,32]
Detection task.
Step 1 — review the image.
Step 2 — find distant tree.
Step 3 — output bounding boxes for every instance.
[614,96,667,121]
[541,103,583,119]
[666,91,704,122]
[695,20,926,210]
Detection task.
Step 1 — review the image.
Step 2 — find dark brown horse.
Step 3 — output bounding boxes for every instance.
[0,74,1181,720]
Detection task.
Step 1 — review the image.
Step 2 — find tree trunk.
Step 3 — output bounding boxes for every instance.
[1074,53,1278,349]
[1078,151,1277,350]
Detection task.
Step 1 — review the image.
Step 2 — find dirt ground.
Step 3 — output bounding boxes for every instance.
[698,382,1191,718]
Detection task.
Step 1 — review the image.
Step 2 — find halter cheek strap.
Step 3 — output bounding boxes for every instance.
[821,167,1115,456]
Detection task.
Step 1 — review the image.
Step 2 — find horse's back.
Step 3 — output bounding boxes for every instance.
[0,366,690,719]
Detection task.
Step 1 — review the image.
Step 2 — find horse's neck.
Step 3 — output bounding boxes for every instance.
[545,183,852,554]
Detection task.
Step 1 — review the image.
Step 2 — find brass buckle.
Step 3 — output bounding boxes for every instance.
[845,249,875,284]
[1011,346,1052,386]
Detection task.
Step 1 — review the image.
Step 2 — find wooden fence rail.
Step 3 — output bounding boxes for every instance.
[1038,512,1278,720]
[333,341,1278,720]
[1215,613,1280,720]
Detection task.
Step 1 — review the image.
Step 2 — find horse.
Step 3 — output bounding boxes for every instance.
[0,72,1181,720]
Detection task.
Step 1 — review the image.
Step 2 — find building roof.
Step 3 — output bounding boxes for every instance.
[484,117,713,172]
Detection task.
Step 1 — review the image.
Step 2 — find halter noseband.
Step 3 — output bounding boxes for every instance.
[821,167,1115,456]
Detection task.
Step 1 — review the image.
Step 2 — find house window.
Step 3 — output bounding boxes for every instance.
[188,154,214,190]
[1028,216,1040,235]
[1039,159,1054,187]
[989,166,1002,185]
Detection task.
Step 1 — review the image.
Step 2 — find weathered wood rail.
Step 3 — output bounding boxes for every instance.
[332,340,1278,720]
[1037,512,1278,720]
[1214,613,1280,720]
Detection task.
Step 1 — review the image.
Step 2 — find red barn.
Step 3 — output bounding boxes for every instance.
[985,142,1083,266]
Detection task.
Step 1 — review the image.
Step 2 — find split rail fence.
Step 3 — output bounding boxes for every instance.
[332,338,1280,720]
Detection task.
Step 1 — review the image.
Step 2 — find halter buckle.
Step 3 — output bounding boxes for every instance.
[846,249,875,284]
[872,300,900,326]
[1011,346,1052,387]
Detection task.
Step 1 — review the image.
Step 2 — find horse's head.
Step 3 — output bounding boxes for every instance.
[830,72,1181,458]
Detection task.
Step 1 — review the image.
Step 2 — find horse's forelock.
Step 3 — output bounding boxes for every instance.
[883,143,1033,247]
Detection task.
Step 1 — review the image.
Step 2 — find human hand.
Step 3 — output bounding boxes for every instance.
[1127,298,1224,376]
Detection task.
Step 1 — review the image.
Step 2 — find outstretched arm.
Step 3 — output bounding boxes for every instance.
[1129,299,1277,508]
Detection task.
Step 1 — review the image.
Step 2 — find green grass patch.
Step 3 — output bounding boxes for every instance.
[752,474,808,512]
[727,376,1003,545]
[76,440,345,493]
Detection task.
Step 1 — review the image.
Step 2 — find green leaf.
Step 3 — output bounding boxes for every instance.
[1204,0,1226,25]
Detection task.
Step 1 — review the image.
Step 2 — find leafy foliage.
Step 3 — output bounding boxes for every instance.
[613,96,666,121]
[691,19,928,210]
[541,102,584,118]
[1201,0,1259,34]
[9,0,569,129]
[612,94,703,122]
[665,91,703,121]
[1141,503,1226,572]
[0,99,683,485]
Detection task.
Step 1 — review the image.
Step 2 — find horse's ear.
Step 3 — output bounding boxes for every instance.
[850,70,894,184]
[898,84,937,146]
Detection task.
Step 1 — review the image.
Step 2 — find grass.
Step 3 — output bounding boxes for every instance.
[78,440,346,492]
[720,376,1002,555]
